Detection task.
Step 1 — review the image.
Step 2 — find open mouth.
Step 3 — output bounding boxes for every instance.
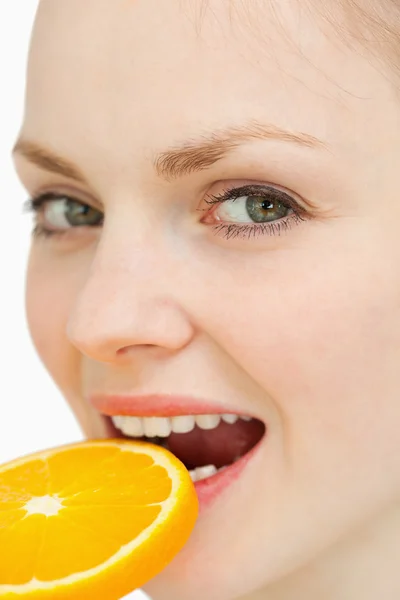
[106,413,266,483]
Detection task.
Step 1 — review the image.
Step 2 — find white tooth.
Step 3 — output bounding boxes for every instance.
[143,417,171,438]
[222,414,239,425]
[155,417,172,437]
[240,416,252,422]
[143,417,160,438]
[171,415,196,434]
[189,469,198,482]
[194,464,218,481]
[195,414,221,430]
[111,415,123,428]
[120,416,144,437]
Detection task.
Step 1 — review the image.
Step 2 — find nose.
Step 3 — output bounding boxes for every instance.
[66,230,195,363]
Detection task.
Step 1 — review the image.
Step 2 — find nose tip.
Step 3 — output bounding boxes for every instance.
[67,294,195,364]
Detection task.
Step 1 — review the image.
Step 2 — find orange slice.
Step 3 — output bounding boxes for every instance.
[0,439,198,599]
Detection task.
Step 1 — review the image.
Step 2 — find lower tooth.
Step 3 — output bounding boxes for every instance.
[189,464,219,482]
[189,470,198,482]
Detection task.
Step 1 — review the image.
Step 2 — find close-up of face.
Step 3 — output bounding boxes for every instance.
[13,1,400,599]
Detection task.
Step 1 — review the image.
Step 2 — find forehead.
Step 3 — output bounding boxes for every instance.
[23,0,392,166]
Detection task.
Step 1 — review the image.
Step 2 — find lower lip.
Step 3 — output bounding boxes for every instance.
[193,440,263,511]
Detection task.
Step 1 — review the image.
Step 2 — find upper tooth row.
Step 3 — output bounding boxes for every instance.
[111,413,252,438]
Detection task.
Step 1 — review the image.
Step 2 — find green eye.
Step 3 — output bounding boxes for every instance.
[36,196,104,231]
[245,196,290,223]
[210,188,293,225]
[26,193,104,238]
[61,200,103,227]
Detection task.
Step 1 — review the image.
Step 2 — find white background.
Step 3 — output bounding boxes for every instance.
[0,3,148,598]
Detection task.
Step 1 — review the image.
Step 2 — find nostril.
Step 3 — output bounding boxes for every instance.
[117,344,158,354]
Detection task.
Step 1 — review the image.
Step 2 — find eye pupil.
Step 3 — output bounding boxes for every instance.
[261,200,273,210]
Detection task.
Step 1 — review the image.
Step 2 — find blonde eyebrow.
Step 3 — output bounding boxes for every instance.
[154,120,326,180]
[13,119,326,183]
[12,139,88,184]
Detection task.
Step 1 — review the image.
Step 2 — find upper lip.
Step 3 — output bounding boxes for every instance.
[89,393,250,418]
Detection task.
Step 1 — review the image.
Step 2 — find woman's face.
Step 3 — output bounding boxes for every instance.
[14,1,400,598]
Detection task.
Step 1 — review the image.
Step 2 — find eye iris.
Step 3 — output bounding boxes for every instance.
[65,200,102,227]
[246,195,289,223]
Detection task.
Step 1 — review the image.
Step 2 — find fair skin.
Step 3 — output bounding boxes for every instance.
[13,0,400,598]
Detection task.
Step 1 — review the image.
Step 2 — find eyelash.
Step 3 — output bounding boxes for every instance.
[204,184,308,240]
[23,184,309,241]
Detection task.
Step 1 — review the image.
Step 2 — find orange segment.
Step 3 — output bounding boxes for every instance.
[0,514,47,584]
[0,439,198,599]
[0,459,49,496]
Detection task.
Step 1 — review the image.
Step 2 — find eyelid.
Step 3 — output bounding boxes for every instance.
[206,180,318,214]
[29,191,76,208]
[29,187,104,212]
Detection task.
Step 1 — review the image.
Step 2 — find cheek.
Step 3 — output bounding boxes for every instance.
[25,249,82,408]
[25,247,112,438]
[194,236,400,477]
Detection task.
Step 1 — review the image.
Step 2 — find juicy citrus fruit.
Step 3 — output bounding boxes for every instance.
[0,439,198,600]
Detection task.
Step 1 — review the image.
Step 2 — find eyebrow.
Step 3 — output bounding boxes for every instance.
[13,120,326,183]
[13,138,89,184]
[155,121,326,180]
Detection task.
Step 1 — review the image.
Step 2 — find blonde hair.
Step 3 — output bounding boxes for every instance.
[312,0,400,87]
[193,0,400,90]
